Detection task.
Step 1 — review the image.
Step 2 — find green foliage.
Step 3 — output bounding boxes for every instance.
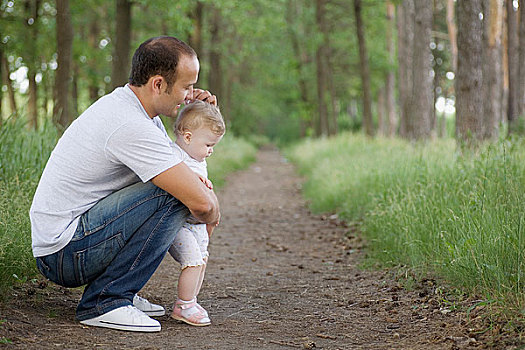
[1,0,399,142]
[207,134,257,188]
[243,134,271,148]
[0,337,13,344]
[0,118,58,298]
[287,134,525,309]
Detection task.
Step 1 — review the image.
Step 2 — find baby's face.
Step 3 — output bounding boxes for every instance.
[182,127,223,162]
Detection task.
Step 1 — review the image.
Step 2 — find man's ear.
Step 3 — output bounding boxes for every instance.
[183,131,192,144]
[150,76,164,95]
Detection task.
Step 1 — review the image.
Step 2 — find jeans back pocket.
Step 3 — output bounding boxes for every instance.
[74,231,124,285]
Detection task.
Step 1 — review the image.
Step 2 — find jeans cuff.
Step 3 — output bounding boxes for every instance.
[75,299,131,321]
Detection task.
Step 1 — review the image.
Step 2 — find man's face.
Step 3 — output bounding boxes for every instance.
[157,55,199,118]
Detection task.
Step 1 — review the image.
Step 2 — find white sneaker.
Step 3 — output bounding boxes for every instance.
[133,295,166,317]
[80,305,161,332]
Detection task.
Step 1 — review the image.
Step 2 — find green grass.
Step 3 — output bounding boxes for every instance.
[287,133,525,311]
[207,134,257,188]
[0,118,257,298]
[0,118,58,298]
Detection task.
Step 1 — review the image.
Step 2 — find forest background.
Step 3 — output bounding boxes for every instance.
[1,0,525,336]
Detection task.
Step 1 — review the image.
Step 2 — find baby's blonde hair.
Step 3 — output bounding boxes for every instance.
[174,100,225,136]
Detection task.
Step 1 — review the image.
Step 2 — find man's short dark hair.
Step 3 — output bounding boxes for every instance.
[129,36,196,92]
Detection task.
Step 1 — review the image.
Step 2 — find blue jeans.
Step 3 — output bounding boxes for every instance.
[35,181,189,321]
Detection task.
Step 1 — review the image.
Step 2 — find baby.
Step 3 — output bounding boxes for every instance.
[168,100,225,326]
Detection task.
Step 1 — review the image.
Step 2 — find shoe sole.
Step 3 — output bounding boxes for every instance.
[80,319,161,332]
[170,314,211,327]
[143,309,166,317]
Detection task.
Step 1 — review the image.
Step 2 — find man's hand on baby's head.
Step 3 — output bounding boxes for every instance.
[191,89,217,106]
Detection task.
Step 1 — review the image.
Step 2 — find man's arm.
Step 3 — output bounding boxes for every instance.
[151,162,220,225]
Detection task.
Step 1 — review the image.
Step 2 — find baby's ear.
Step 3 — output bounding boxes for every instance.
[183,131,192,144]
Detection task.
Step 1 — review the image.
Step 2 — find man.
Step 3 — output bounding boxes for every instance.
[30,36,220,333]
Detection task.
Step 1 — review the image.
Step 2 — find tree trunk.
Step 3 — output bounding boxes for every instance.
[315,0,330,136]
[506,0,519,130]
[286,0,311,137]
[397,0,414,138]
[72,64,79,117]
[446,0,458,71]
[353,0,373,136]
[518,0,525,117]
[456,0,484,140]
[327,49,338,136]
[482,0,503,139]
[41,68,50,119]
[54,0,73,129]
[88,14,100,103]
[501,8,509,123]
[386,0,397,136]
[111,0,132,89]
[28,70,38,128]
[406,0,433,139]
[377,87,386,135]
[0,44,3,125]
[208,6,223,103]
[25,0,41,129]
[433,37,440,134]
[1,49,17,117]
[188,1,203,58]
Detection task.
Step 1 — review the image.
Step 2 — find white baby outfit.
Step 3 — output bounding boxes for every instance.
[168,143,210,268]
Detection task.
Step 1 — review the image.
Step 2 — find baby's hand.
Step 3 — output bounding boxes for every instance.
[206,224,215,238]
[186,215,201,225]
[198,175,213,190]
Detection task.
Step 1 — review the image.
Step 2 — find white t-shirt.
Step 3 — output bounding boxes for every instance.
[171,142,207,179]
[30,85,183,257]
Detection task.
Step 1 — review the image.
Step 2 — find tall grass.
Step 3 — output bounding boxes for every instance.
[0,119,257,297]
[0,118,58,295]
[287,133,525,309]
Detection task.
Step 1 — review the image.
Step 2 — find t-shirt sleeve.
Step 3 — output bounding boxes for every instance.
[105,120,184,182]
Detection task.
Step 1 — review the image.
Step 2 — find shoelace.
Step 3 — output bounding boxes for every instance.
[123,305,149,321]
[134,295,147,303]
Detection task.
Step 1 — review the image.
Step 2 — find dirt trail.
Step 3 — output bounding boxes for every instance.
[0,148,505,349]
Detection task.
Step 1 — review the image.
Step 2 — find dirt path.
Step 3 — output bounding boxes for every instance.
[0,148,506,349]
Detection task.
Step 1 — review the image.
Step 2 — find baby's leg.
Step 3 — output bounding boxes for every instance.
[178,265,203,301]
[193,256,208,317]
[195,256,208,297]
[172,266,211,326]
[169,226,205,301]
[169,225,210,326]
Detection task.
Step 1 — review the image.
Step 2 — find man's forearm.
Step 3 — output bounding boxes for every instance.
[152,163,220,225]
[190,189,220,225]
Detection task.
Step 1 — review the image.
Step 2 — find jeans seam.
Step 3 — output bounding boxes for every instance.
[36,257,50,272]
[85,192,171,235]
[74,251,85,285]
[57,250,65,286]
